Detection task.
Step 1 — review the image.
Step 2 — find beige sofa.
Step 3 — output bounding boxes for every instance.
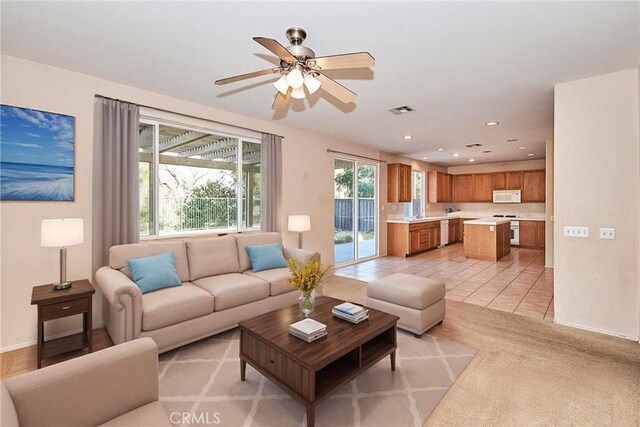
[96,232,318,353]
[1,338,169,427]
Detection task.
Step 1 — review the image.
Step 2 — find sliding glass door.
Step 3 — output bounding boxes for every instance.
[334,158,378,264]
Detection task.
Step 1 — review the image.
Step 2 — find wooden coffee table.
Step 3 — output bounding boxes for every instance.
[238,296,399,427]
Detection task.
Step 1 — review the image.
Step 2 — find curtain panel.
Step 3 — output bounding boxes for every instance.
[260,133,283,232]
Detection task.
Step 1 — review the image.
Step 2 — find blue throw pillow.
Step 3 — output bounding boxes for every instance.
[246,243,288,272]
[127,251,182,294]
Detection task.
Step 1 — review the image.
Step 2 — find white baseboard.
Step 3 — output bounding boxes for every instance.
[554,319,639,342]
[1,323,105,353]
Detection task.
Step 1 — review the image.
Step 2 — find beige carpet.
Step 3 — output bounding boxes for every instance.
[323,274,640,426]
[158,327,475,426]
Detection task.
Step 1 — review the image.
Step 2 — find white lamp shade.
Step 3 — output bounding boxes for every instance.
[290,86,306,99]
[41,218,84,247]
[288,215,311,232]
[286,68,304,89]
[273,75,289,95]
[304,73,322,94]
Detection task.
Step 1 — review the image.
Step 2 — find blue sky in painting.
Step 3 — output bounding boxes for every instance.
[0,105,74,167]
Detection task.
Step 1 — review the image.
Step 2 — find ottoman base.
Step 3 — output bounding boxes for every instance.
[366,297,446,337]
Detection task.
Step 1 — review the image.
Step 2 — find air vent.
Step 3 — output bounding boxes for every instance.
[388,105,414,115]
[482,150,492,153]
[465,143,483,148]
[507,139,518,142]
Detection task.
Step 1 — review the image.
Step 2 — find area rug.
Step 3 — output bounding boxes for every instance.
[158,328,475,427]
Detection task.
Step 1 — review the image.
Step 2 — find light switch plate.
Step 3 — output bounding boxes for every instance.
[564,226,589,238]
[599,228,615,240]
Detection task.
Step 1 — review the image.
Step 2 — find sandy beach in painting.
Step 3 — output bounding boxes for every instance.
[0,161,73,201]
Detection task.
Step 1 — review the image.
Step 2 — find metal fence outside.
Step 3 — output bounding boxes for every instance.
[159,197,260,232]
[334,198,375,232]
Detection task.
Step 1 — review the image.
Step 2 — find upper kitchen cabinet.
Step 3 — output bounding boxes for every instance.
[427,171,453,203]
[387,163,412,202]
[522,170,545,202]
[493,171,523,189]
[473,173,493,202]
[453,174,475,202]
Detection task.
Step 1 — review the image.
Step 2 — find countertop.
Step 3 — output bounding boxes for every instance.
[463,218,513,226]
[387,212,545,224]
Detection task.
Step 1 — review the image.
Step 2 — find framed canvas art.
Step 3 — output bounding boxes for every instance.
[0,105,75,201]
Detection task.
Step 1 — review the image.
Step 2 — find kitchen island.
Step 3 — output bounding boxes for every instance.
[463,218,512,261]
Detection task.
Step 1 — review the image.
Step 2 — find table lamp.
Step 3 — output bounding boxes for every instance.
[288,215,311,249]
[41,218,84,290]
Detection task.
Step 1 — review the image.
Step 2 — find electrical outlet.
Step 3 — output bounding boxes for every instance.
[563,226,589,238]
[599,228,615,240]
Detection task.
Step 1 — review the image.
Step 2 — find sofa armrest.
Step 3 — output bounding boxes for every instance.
[283,247,320,263]
[95,267,143,343]
[4,338,160,427]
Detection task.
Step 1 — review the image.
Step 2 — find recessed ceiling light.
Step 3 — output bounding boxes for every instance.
[518,146,527,150]
[437,148,445,151]
[485,121,499,126]
[507,139,518,142]
[403,135,413,140]
[422,157,429,160]
[469,159,475,162]
[528,153,535,157]
[453,153,460,157]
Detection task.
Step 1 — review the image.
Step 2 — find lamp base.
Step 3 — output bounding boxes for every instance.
[52,281,72,290]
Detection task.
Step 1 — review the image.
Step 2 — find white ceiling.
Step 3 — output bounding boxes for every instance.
[1,1,638,166]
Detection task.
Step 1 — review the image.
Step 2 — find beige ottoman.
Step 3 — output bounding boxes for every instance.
[366,273,446,337]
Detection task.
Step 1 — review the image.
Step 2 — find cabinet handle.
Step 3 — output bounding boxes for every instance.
[62,306,71,310]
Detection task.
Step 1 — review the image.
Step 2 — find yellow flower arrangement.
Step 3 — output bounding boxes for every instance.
[287,257,331,293]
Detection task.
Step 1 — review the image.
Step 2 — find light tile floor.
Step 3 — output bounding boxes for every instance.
[334,243,554,322]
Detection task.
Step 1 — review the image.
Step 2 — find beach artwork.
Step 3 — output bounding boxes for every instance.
[0,105,74,201]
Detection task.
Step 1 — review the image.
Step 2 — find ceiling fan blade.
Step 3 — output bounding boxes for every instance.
[316,73,357,104]
[253,37,297,63]
[215,68,279,85]
[309,52,375,70]
[272,88,291,110]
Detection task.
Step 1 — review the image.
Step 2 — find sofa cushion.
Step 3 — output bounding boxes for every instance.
[193,273,269,311]
[110,241,190,283]
[99,401,170,427]
[234,232,282,272]
[186,235,240,281]
[128,252,181,294]
[142,283,213,331]
[367,273,446,310]
[0,383,18,427]
[245,243,288,272]
[244,268,295,296]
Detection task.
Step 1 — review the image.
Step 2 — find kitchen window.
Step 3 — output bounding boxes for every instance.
[138,116,261,237]
[404,170,425,217]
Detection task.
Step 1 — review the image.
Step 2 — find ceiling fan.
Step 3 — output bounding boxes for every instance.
[214,27,375,109]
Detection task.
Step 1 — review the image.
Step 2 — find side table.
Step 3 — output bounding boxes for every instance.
[31,279,95,368]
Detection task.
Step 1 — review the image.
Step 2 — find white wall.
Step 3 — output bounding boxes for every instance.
[545,139,554,267]
[554,68,640,340]
[0,55,383,350]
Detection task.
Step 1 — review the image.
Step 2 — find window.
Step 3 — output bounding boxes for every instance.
[139,119,261,237]
[404,170,425,217]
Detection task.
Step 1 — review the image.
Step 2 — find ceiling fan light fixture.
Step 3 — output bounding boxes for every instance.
[303,73,322,94]
[274,75,289,95]
[286,68,304,89]
[290,86,306,99]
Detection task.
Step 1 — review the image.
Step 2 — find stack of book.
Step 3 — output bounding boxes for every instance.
[289,318,327,343]
[332,302,369,324]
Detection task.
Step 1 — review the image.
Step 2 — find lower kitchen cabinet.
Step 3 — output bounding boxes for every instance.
[517,220,545,249]
[388,221,441,257]
[448,219,460,243]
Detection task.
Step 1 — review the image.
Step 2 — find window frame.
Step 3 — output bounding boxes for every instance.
[138,112,262,239]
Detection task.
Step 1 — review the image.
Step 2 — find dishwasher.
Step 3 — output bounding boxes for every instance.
[440,220,449,247]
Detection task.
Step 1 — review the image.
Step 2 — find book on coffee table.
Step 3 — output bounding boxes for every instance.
[289,318,327,342]
[333,302,369,324]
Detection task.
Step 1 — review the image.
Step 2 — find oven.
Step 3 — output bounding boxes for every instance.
[510,221,520,245]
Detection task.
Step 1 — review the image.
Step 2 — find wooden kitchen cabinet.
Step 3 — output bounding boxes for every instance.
[388,221,441,256]
[448,219,459,243]
[518,220,545,249]
[522,170,545,203]
[473,173,493,202]
[427,171,453,203]
[387,163,412,202]
[453,174,475,202]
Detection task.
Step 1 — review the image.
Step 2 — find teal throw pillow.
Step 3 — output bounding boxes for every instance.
[246,243,288,272]
[127,251,181,294]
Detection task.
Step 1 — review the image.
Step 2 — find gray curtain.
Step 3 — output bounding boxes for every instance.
[94,99,140,266]
[260,133,282,232]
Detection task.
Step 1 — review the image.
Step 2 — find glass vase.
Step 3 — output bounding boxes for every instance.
[299,290,315,317]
